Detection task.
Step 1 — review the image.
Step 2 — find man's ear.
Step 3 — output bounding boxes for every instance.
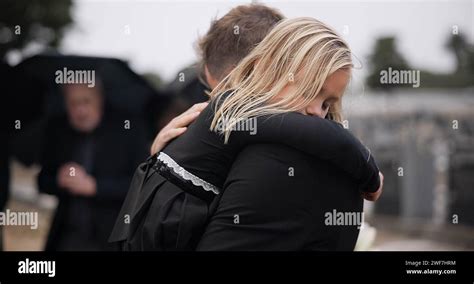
[204,65,219,90]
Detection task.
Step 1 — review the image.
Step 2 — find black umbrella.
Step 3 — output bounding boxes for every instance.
[12,53,169,116]
[7,53,171,165]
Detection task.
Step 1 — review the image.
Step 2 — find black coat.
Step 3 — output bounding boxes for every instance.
[37,112,148,251]
[197,143,364,251]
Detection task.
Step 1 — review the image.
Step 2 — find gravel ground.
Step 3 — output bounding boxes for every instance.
[3,199,53,251]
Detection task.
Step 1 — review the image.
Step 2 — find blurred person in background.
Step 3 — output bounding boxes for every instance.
[37,81,147,251]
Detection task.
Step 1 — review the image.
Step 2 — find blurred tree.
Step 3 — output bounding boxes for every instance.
[367,34,474,90]
[366,37,411,90]
[0,0,73,61]
[418,33,474,88]
[446,32,474,74]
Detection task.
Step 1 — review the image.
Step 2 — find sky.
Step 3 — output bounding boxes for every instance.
[60,0,473,83]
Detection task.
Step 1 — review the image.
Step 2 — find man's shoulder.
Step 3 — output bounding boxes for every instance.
[230,143,357,187]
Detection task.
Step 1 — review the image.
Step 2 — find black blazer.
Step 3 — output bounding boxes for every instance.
[197,143,364,251]
[37,112,148,251]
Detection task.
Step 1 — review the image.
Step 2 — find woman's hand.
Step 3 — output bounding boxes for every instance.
[150,102,209,155]
[362,172,383,202]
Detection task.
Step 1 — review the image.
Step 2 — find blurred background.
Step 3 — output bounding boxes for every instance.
[0,0,473,251]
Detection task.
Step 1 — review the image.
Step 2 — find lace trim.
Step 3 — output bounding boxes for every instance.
[157,152,220,195]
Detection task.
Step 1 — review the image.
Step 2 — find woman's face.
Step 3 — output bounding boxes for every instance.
[298,69,350,118]
[274,68,350,118]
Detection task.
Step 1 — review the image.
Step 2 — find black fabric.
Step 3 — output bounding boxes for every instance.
[62,134,95,245]
[109,160,210,251]
[108,158,158,246]
[197,144,363,251]
[0,131,9,212]
[37,112,148,251]
[0,131,9,252]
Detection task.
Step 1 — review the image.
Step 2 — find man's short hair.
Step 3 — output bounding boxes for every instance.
[198,4,284,81]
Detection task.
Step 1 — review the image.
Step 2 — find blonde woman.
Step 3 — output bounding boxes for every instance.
[110,17,382,251]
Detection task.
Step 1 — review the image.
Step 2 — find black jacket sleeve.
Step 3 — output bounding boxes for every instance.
[228,112,380,192]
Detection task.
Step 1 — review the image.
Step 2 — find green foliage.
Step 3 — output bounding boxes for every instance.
[446,33,474,75]
[366,37,411,90]
[0,0,73,60]
[367,33,474,90]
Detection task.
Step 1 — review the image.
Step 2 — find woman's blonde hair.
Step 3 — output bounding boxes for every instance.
[209,17,353,143]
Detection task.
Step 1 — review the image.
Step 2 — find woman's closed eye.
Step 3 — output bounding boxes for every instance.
[322,101,331,111]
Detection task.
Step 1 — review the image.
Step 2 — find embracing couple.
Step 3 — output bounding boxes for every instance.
[109,4,383,251]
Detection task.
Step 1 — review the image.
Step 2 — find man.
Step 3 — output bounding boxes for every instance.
[38,82,147,250]
[150,4,285,153]
[148,3,382,250]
